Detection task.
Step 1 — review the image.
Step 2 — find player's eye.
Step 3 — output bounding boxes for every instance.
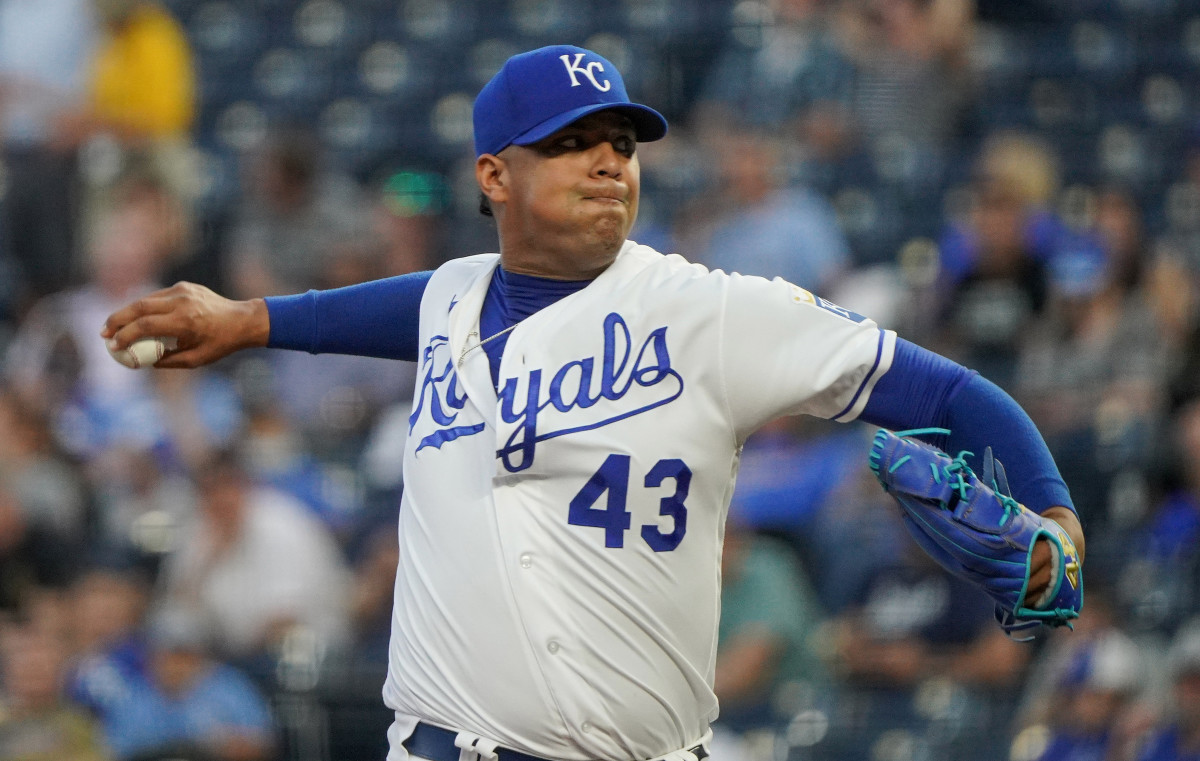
[532,135,584,157]
[613,136,635,157]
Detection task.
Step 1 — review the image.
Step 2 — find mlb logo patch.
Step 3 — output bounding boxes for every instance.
[815,296,868,324]
[789,285,868,324]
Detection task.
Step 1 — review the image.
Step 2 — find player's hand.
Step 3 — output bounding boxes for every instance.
[101,282,270,368]
[1024,507,1085,607]
[1024,538,1053,606]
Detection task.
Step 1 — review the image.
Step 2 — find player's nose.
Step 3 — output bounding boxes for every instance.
[590,141,624,178]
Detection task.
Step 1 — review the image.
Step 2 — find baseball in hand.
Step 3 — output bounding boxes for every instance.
[106,337,178,369]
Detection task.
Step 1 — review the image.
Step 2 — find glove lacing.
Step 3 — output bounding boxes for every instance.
[877,428,1023,527]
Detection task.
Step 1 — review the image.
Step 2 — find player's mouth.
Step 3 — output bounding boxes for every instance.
[582,191,629,205]
[580,185,629,205]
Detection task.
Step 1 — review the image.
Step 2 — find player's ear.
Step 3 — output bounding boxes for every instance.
[476,154,509,207]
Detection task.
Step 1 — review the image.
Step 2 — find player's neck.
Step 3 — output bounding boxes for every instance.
[498,242,621,281]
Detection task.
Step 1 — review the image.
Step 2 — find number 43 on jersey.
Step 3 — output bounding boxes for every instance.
[568,454,691,551]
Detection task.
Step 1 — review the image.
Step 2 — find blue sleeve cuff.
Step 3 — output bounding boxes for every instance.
[265,291,320,354]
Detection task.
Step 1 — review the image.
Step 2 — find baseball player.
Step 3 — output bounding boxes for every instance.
[102,45,1084,761]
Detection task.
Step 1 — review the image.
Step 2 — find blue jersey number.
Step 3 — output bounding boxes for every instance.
[568,454,632,548]
[568,454,691,551]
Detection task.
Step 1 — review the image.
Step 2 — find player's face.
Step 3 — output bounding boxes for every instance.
[489,111,640,276]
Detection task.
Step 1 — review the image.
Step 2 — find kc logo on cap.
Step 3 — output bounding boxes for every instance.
[473,45,668,158]
[560,52,611,92]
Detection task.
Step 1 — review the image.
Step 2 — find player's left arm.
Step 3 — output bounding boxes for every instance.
[858,338,1085,599]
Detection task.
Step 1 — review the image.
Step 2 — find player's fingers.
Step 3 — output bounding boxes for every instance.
[106,312,190,350]
[1025,564,1052,601]
[102,293,181,341]
[101,283,203,341]
[1023,538,1054,605]
[154,347,210,369]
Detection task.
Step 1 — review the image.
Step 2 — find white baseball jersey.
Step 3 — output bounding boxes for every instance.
[385,241,896,761]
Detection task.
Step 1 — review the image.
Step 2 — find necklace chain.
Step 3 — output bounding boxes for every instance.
[457,323,519,368]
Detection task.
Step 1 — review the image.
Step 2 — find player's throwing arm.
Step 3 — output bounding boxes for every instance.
[100,282,270,369]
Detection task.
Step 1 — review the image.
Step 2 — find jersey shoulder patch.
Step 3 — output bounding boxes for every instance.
[789,284,869,324]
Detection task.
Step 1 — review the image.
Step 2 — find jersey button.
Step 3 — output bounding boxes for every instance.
[581,722,593,733]
[519,553,533,568]
[547,640,560,654]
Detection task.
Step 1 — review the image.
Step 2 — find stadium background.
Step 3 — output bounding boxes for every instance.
[2,0,1200,760]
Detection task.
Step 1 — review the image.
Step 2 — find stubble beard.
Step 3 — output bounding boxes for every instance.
[589,213,629,256]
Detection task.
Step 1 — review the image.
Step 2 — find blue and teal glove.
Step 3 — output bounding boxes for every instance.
[869,428,1083,640]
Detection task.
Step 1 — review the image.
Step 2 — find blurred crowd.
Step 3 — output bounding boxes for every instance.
[2,0,1200,760]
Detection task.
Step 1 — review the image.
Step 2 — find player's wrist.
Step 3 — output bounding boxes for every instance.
[1038,506,1085,566]
[236,298,272,350]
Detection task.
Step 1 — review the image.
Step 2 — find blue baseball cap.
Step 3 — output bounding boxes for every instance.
[473,45,668,158]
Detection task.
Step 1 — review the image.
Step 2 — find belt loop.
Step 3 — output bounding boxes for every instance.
[455,731,500,761]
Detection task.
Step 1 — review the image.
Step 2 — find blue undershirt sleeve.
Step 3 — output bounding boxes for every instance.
[860,338,1075,515]
[264,270,433,362]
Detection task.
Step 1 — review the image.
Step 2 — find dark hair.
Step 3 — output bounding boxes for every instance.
[479,192,493,217]
[266,127,321,188]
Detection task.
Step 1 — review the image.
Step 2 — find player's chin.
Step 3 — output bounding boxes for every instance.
[587,214,631,251]
[584,200,631,224]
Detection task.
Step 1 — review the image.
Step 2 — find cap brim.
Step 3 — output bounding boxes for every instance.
[510,102,668,149]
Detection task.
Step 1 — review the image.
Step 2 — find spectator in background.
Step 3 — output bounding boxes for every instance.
[5,179,172,414]
[159,450,351,663]
[0,0,96,310]
[829,525,1031,759]
[67,562,154,720]
[98,606,275,761]
[348,525,401,663]
[57,0,197,254]
[0,482,81,617]
[1011,581,1132,728]
[0,622,110,761]
[87,0,193,132]
[224,127,370,299]
[832,519,1030,691]
[1094,187,1194,362]
[692,0,852,161]
[935,131,1103,388]
[87,444,200,563]
[686,131,850,290]
[1134,619,1200,761]
[1017,630,1146,761]
[1015,227,1168,529]
[714,520,827,736]
[373,168,452,277]
[0,386,89,544]
[1096,187,1151,298]
[238,400,362,537]
[1107,400,1200,636]
[803,449,910,613]
[833,0,974,175]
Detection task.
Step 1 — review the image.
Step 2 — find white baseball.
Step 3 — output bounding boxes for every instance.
[106,337,178,369]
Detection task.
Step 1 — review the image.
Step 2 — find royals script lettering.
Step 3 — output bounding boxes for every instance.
[409,312,684,472]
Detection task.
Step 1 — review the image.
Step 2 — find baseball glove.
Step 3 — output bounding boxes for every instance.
[868,427,1082,639]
